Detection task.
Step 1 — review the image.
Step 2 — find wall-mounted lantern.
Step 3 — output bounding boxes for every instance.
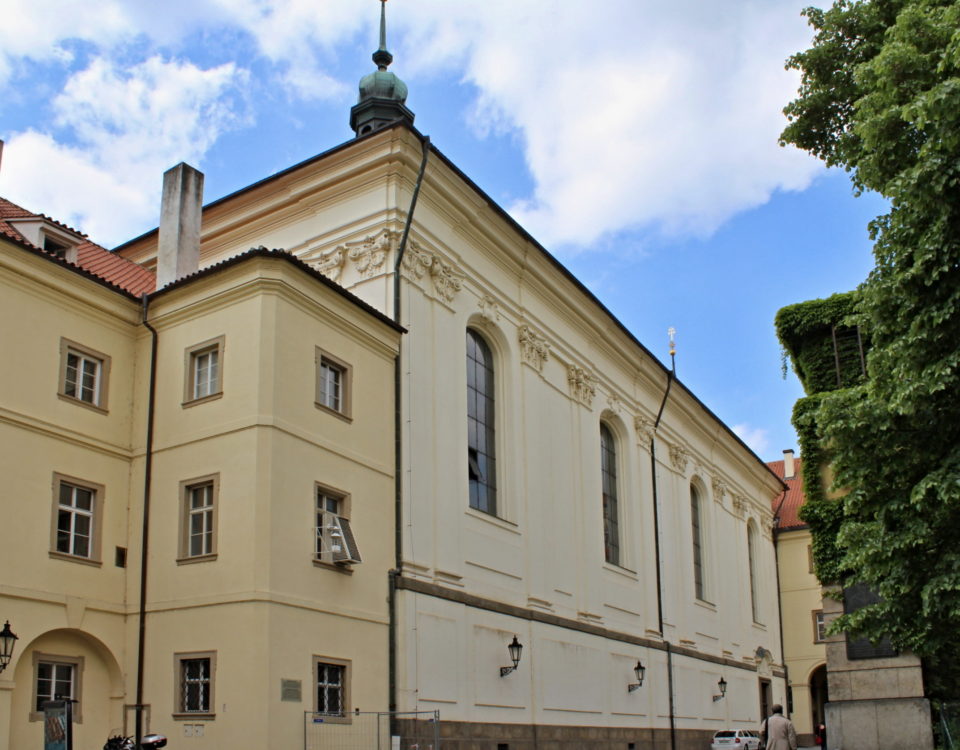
[499,636,523,677]
[0,621,18,673]
[712,676,727,702]
[627,660,646,693]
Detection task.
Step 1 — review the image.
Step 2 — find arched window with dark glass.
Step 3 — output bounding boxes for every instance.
[691,484,705,600]
[600,423,620,565]
[467,329,497,515]
[748,521,761,622]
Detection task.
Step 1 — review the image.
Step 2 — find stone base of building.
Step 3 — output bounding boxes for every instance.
[395,719,715,750]
[825,697,933,750]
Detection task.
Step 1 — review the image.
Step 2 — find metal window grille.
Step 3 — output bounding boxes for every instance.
[181,658,210,712]
[316,663,344,716]
[57,483,94,558]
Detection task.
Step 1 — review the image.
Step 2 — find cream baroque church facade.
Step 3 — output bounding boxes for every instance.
[117,124,786,747]
[0,8,786,749]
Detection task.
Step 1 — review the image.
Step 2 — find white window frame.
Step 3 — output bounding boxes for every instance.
[183,336,224,406]
[30,652,83,722]
[178,475,219,563]
[813,610,826,642]
[315,349,352,420]
[59,338,110,411]
[50,474,103,565]
[315,485,361,566]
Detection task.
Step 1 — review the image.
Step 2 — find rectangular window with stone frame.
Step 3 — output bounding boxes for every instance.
[59,338,110,411]
[315,485,361,566]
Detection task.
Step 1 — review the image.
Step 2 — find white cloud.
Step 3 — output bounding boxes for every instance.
[0,0,823,250]
[0,56,249,245]
[732,423,772,458]
[387,0,823,248]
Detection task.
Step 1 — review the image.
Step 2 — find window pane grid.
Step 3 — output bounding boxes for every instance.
[181,658,210,712]
[691,489,704,600]
[316,663,344,716]
[36,662,75,712]
[193,349,219,399]
[65,351,101,404]
[316,492,342,559]
[600,424,620,565]
[188,484,214,557]
[57,483,94,557]
[319,361,343,411]
[467,330,496,515]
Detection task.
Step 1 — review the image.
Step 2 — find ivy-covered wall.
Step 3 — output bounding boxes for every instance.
[774,291,865,395]
[775,291,865,584]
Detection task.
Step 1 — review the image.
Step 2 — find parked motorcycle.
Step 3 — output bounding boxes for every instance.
[103,733,167,749]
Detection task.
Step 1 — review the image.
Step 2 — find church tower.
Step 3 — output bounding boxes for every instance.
[350,0,415,136]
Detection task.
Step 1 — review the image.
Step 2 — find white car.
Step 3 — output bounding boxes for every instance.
[710,729,761,750]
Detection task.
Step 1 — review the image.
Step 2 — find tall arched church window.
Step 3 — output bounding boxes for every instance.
[600,423,620,566]
[691,485,705,600]
[748,522,761,622]
[467,329,497,515]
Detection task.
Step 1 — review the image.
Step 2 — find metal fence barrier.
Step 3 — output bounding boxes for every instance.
[305,710,440,750]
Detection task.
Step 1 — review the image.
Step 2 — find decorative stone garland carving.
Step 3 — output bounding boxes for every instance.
[347,229,396,278]
[314,246,345,282]
[567,365,597,407]
[668,442,691,473]
[401,241,463,303]
[762,515,776,538]
[634,416,655,450]
[606,393,623,415]
[732,494,746,517]
[479,295,500,322]
[712,476,728,504]
[518,325,550,372]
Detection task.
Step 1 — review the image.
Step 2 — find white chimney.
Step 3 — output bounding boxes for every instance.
[783,449,796,480]
[157,162,204,288]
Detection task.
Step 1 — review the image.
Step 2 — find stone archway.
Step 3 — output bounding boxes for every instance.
[7,627,125,750]
[809,663,828,730]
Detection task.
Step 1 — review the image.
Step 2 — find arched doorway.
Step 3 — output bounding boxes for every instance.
[7,628,125,750]
[809,663,828,729]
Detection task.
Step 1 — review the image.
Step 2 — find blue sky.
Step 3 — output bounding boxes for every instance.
[0,0,886,461]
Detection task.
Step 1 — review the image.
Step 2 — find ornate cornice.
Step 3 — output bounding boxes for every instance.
[567,365,597,407]
[518,325,550,373]
[402,241,463,303]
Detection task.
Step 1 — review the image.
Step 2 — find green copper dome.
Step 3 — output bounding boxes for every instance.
[350,0,415,137]
[358,69,408,105]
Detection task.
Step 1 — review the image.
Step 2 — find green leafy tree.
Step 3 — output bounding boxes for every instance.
[780,0,960,683]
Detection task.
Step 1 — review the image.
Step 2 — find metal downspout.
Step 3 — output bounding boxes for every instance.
[651,366,675,750]
[390,134,430,724]
[772,489,789,715]
[135,294,159,744]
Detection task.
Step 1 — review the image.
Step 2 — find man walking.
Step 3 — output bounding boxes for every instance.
[760,704,797,750]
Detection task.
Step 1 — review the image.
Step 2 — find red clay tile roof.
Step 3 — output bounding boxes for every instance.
[767,458,807,530]
[0,196,155,295]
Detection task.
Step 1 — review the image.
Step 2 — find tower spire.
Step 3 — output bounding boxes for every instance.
[350,0,415,137]
[373,0,393,71]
